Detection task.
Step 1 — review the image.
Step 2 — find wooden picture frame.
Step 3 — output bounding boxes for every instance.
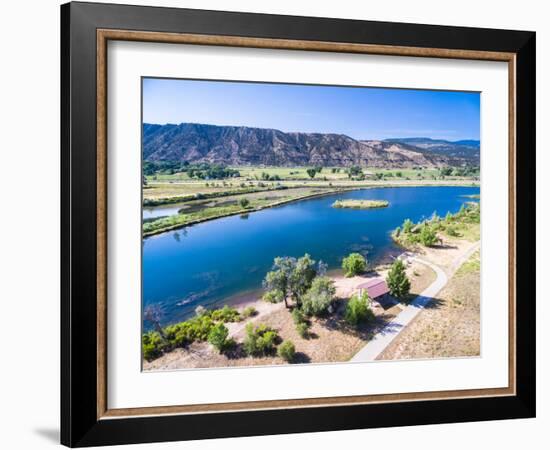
[61,1,535,447]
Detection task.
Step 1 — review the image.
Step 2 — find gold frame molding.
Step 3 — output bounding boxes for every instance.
[96,29,516,420]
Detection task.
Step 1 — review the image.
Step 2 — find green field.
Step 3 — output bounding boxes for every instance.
[143,165,479,235]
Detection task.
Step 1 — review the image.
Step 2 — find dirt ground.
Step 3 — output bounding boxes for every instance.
[377,251,480,360]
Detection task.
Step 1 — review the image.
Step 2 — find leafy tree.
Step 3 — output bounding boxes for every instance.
[207,323,230,352]
[263,257,295,308]
[301,276,336,316]
[344,292,374,326]
[395,171,403,178]
[289,254,317,307]
[277,340,296,362]
[342,253,367,277]
[239,197,250,208]
[439,167,453,177]
[419,225,438,246]
[263,254,323,308]
[386,259,411,299]
[306,168,317,179]
[314,166,323,174]
[347,165,363,179]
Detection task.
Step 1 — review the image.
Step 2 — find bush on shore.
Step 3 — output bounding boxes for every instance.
[344,292,374,326]
[277,340,296,362]
[243,323,278,357]
[301,276,336,316]
[142,305,243,361]
[207,323,231,352]
[342,253,367,277]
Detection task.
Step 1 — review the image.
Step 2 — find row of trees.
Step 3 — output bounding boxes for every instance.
[143,160,240,179]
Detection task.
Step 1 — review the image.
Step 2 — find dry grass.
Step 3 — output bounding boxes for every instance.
[377,251,480,361]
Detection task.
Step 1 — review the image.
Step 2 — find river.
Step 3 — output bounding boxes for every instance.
[142,185,479,327]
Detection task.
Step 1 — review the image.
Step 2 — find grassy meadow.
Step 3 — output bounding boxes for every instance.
[143,164,479,236]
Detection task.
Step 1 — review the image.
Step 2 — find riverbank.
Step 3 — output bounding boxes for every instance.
[142,250,441,371]
[144,182,479,237]
[143,187,353,237]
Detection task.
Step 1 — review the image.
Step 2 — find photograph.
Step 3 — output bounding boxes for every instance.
[141,78,481,371]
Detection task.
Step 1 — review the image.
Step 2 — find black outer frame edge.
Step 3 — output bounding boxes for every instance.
[60,1,536,447]
[60,2,71,447]
[514,33,536,414]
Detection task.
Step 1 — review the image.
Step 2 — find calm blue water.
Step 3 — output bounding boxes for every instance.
[143,186,479,327]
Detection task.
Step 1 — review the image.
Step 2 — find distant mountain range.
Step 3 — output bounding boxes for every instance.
[143,123,480,168]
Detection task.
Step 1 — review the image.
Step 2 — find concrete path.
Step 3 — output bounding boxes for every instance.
[350,241,480,362]
[350,258,447,362]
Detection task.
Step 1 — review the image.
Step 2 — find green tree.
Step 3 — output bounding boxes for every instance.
[263,257,295,308]
[301,276,336,316]
[386,259,411,299]
[289,254,318,307]
[306,168,317,179]
[419,225,438,246]
[344,292,374,326]
[342,253,367,277]
[347,165,363,179]
[207,323,230,352]
[239,197,250,208]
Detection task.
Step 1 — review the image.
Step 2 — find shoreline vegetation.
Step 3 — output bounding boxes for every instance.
[332,199,389,209]
[142,198,480,368]
[392,202,480,248]
[143,163,479,237]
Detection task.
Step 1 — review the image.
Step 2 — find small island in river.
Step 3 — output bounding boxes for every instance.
[332,199,390,209]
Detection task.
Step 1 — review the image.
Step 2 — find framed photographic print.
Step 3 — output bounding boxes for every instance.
[60,1,536,447]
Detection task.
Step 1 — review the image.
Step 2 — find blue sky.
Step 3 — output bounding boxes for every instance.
[143,78,480,141]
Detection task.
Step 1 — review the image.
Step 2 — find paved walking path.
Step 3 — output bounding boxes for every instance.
[350,242,480,362]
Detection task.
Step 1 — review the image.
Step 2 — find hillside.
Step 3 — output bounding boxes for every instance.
[143,123,479,168]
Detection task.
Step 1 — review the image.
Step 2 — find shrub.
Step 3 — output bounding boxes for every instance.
[301,276,336,316]
[211,305,241,323]
[344,292,374,326]
[208,323,230,352]
[291,307,306,325]
[243,323,278,356]
[296,322,310,338]
[263,289,284,303]
[342,253,367,277]
[445,225,460,237]
[239,198,250,208]
[241,306,257,318]
[142,331,165,361]
[164,315,214,346]
[277,340,296,362]
[386,259,411,299]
